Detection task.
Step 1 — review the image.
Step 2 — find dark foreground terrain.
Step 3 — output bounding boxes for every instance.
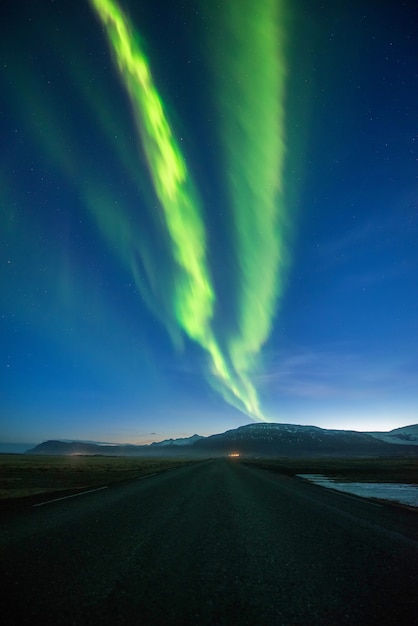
[0,454,195,500]
[1,459,417,625]
[242,457,418,484]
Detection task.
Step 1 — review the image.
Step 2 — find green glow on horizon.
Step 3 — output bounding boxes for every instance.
[89,0,265,420]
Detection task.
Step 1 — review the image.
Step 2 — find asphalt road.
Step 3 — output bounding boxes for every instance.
[1,459,417,625]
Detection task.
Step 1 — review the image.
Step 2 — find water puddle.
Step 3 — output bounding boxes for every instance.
[297,474,418,507]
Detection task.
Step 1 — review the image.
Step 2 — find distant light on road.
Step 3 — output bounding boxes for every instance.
[228,452,240,458]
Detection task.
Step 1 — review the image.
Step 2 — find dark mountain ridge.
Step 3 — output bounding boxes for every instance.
[25,423,418,458]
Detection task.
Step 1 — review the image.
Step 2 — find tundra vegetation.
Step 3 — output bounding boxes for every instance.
[0,454,198,500]
[241,457,418,485]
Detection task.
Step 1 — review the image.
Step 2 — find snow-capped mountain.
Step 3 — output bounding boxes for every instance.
[191,422,411,457]
[150,434,204,447]
[367,424,418,446]
[25,423,418,457]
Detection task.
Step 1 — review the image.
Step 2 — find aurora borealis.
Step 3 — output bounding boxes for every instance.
[2,0,418,446]
[89,0,287,420]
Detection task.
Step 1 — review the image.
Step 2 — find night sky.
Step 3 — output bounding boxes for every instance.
[2,0,417,447]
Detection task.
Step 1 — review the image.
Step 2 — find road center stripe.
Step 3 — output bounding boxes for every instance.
[33,486,108,507]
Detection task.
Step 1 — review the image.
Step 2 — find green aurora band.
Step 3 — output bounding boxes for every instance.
[205,0,289,390]
[89,0,270,419]
[87,0,293,422]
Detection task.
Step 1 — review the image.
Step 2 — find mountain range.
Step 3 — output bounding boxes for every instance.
[25,423,418,458]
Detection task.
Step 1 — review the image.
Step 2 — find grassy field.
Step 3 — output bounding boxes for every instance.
[241,457,418,484]
[0,454,198,500]
[2,455,417,502]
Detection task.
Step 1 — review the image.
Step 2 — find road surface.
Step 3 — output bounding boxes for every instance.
[1,459,417,625]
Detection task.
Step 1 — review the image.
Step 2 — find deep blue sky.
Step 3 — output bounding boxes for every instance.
[1,0,417,446]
